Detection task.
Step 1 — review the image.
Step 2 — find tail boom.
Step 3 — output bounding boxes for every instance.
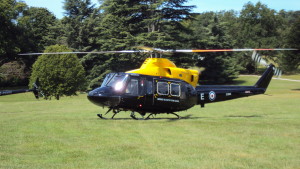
[196,64,275,107]
[0,79,42,99]
[0,89,34,96]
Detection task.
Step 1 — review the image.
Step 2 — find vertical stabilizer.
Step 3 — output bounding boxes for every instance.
[254,64,274,90]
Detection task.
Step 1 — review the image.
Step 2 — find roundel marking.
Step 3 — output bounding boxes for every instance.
[209,91,216,101]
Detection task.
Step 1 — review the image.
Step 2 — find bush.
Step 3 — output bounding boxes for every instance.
[0,61,29,88]
[30,45,86,100]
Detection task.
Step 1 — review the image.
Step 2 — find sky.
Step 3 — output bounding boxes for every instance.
[22,0,300,19]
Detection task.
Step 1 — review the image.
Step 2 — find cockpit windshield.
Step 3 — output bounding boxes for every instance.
[101,73,129,92]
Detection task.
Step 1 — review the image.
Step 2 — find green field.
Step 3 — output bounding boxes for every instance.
[1,76,299,169]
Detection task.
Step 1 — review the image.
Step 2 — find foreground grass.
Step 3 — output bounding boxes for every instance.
[0,76,299,169]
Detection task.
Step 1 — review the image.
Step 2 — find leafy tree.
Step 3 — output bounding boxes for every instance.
[16,7,59,70]
[279,13,300,72]
[0,61,28,87]
[17,7,58,53]
[275,10,300,72]
[238,2,281,48]
[0,0,26,65]
[30,45,86,100]
[236,2,283,72]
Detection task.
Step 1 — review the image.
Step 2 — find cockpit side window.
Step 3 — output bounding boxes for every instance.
[139,78,146,95]
[101,73,128,88]
[107,75,125,87]
[147,80,153,95]
[101,73,115,87]
[125,78,139,95]
[157,82,169,95]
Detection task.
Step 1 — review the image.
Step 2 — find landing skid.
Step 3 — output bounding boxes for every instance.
[97,114,107,119]
[97,110,181,120]
[145,112,181,120]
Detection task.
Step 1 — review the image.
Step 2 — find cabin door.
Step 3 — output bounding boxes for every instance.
[142,78,154,106]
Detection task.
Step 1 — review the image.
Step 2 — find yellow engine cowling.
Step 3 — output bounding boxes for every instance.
[126,58,199,87]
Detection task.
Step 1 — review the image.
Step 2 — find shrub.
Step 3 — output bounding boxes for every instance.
[30,45,86,100]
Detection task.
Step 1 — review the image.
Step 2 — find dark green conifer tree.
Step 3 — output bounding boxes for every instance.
[87,0,194,88]
[183,12,239,83]
[62,0,98,50]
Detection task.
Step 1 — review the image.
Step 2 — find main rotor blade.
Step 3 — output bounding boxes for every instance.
[174,48,298,53]
[19,48,298,55]
[18,50,148,55]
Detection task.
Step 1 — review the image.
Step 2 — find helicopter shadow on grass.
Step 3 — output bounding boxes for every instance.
[151,114,209,122]
[166,114,210,122]
[291,89,300,91]
[224,114,264,118]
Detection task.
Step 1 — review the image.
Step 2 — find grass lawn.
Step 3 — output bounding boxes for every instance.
[280,74,300,80]
[0,76,299,169]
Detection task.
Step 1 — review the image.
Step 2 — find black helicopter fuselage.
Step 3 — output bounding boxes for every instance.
[87,64,274,115]
[87,73,198,114]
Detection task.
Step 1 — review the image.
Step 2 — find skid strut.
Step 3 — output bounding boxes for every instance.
[168,112,181,119]
[130,112,148,120]
[97,108,120,119]
[144,112,181,119]
[145,113,156,120]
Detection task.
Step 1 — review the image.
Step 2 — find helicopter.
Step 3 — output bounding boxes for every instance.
[1,47,297,120]
[0,79,41,98]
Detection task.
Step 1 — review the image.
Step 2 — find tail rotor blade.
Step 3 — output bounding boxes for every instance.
[250,51,283,77]
[278,70,282,77]
[251,51,268,66]
[32,78,44,99]
[273,68,282,78]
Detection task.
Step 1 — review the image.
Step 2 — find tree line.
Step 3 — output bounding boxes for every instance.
[1,0,299,89]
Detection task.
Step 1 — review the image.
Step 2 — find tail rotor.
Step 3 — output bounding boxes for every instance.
[32,78,44,99]
[251,51,282,78]
[0,78,43,99]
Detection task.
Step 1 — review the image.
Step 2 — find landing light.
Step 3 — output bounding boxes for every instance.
[114,81,124,91]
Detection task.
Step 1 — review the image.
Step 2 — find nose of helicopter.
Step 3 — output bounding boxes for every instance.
[87,87,121,107]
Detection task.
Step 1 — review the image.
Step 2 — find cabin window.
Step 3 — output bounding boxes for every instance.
[170,83,180,97]
[147,80,153,95]
[125,78,139,95]
[157,82,169,95]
